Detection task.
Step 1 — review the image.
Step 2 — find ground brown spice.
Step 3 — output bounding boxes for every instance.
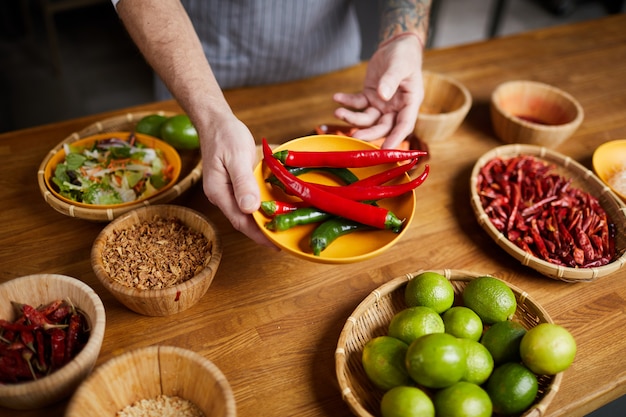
[116,394,205,417]
[101,215,212,289]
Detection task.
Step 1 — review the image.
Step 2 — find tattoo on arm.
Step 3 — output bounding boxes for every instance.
[379,0,431,46]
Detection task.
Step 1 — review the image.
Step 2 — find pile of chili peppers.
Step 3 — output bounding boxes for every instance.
[477,155,616,268]
[261,138,430,256]
[0,299,90,384]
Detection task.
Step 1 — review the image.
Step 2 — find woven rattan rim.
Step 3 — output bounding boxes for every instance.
[37,111,203,222]
[470,144,626,282]
[335,269,563,417]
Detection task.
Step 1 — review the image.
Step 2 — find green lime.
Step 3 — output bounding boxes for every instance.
[160,114,200,150]
[458,338,494,385]
[388,306,444,345]
[433,381,492,417]
[361,336,410,390]
[135,114,167,138]
[380,386,435,417]
[520,323,577,375]
[405,271,455,314]
[462,276,517,324]
[480,320,526,365]
[405,333,466,389]
[485,362,539,415]
[442,306,484,341]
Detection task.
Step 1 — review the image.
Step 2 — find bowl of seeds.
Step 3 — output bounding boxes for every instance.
[90,204,222,316]
[65,345,236,417]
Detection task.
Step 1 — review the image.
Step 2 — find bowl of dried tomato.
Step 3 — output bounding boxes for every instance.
[470,144,626,282]
[0,274,106,410]
[91,204,222,316]
[66,345,236,417]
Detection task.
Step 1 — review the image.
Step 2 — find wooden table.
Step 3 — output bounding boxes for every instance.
[2,14,626,417]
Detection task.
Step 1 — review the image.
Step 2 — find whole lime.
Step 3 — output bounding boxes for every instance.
[433,381,492,417]
[520,323,576,375]
[135,114,167,138]
[405,271,455,314]
[462,276,517,324]
[485,362,538,415]
[160,114,200,150]
[480,320,526,365]
[405,333,466,389]
[442,306,484,342]
[458,338,494,385]
[381,386,435,417]
[388,306,445,345]
[361,336,410,390]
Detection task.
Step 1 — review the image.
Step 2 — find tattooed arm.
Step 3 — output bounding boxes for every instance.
[334,0,431,148]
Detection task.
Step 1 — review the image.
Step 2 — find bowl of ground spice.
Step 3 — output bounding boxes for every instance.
[91,205,222,316]
[65,345,236,417]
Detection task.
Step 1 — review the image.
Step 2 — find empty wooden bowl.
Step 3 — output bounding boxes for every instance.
[490,80,584,148]
[414,71,472,143]
[0,274,106,410]
[592,139,626,202]
[65,345,236,417]
[91,204,222,316]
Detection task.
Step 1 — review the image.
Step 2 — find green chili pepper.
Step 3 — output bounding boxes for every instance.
[310,218,372,256]
[265,207,332,231]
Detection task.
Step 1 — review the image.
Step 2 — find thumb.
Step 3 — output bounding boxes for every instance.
[229,162,261,214]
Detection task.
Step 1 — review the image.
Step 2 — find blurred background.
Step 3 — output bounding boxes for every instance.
[0,0,622,134]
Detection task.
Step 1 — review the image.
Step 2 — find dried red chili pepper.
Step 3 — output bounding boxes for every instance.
[272,147,427,168]
[65,313,82,360]
[48,328,66,369]
[262,139,404,231]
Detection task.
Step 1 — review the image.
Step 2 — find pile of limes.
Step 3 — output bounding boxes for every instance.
[136,113,200,150]
[361,272,577,417]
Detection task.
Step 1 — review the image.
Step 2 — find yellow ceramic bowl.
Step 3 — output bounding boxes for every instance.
[253,135,418,264]
[592,139,626,202]
[43,131,182,210]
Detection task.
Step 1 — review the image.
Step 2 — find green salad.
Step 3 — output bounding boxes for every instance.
[51,135,175,205]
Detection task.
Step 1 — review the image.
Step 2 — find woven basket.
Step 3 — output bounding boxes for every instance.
[335,269,562,417]
[470,144,626,282]
[37,111,202,222]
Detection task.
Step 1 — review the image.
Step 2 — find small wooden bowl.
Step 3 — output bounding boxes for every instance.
[490,80,584,148]
[91,205,222,316]
[592,139,626,202]
[414,71,472,143]
[0,274,106,410]
[65,345,236,417]
[336,269,562,417]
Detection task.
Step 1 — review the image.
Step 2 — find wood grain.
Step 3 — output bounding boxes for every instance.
[1,14,626,417]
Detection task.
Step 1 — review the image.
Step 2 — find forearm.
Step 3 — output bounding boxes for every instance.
[115,0,232,126]
[378,0,431,47]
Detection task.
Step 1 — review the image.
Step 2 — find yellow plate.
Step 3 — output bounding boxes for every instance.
[252,135,417,264]
[592,139,626,202]
[43,131,182,210]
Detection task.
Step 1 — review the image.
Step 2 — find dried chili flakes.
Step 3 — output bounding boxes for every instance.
[101,215,213,290]
[477,155,616,268]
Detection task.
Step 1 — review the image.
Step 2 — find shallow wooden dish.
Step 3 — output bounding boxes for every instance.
[335,269,562,417]
[490,80,583,148]
[415,71,472,143]
[592,139,626,202]
[65,345,236,417]
[470,144,626,282]
[0,274,106,410]
[91,204,222,316]
[37,111,202,221]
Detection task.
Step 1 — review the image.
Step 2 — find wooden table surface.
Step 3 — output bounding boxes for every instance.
[2,14,626,417]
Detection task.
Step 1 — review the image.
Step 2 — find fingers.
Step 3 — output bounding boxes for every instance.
[332,92,369,110]
[334,106,382,128]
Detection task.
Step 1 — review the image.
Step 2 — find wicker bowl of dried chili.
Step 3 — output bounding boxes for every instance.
[91,204,222,316]
[0,274,106,410]
[66,345,236,417]
[336,269,562,417]
[470,144,626,282]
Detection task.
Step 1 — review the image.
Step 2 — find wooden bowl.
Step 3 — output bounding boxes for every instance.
[65,345,236,417]
[592,139,626,202]
[414,71,472,143]
[91,205,222,316]
[37,111,203,222]
[0,274,106,410]
[470,144,626,282]
[490,80,584,148]
[335,269,562,417]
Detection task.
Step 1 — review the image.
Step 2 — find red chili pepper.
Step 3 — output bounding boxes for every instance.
[37,299,64,317]
[65,313,82,360]
[262,139,404,231]
[348,158,418,187]
[35,329,47,372]
[260,200,310,217]
[272,147,427,168]
[310,164,430,201]
[48,328,66,369]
